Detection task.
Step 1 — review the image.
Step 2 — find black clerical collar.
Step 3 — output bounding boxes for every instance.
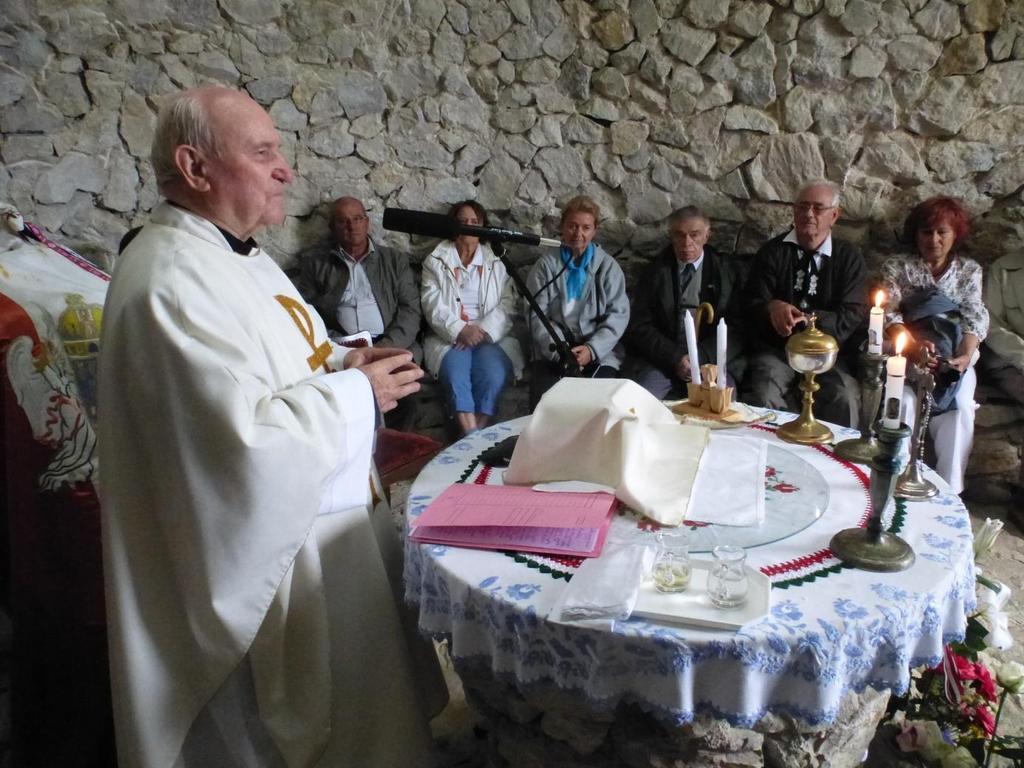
[216,226,258,255]
[166,202,258,254]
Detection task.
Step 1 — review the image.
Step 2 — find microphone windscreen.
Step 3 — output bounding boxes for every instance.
[382,208,454,240]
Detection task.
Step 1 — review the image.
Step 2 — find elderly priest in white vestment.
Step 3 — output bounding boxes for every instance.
[98,86,440,767]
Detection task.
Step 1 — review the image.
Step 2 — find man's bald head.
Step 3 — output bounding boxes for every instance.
[329,196,371,257]
[151,86,293,240]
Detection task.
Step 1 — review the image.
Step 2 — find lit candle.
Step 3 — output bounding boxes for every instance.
[716,318,727,389]
[868,290,884,355]
[684,310,701,384]
[882,332,906,429]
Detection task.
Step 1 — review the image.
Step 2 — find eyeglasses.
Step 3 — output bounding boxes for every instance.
[336,215,368,226]
[794,203,837,214]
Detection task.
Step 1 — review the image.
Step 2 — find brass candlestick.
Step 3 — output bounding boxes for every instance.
[834,350,886,464]
[777,315,839,446]
[830,421,915,572]
[896,351,939,500]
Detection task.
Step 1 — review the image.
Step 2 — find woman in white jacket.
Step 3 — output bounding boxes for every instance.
[421,200,524,436]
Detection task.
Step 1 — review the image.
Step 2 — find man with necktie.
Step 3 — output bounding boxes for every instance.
[741,180,867,426]
[624,206,746,399]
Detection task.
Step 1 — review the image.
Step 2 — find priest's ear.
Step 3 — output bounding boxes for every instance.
[173,144,213,193]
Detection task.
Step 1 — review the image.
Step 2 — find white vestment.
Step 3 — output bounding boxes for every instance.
[98,204,434,768]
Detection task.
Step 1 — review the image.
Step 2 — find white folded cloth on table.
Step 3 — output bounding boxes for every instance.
[687,431,767,527]
[549,544,656,623]
[505,379,709,526]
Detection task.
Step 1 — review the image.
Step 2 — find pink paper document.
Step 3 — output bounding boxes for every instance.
[411,484,618,557]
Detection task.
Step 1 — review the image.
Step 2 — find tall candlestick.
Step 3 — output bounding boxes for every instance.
[684,310,701,384]
[868,290,884,355]
[882,332,906,428]
[716,318,727,389]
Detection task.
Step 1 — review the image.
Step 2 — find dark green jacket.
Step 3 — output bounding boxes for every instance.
[293,240,422,355]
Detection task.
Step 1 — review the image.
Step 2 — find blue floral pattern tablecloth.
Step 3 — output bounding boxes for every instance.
[404,415,976,727]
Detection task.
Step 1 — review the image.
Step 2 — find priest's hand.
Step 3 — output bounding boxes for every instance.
[768,300,805,337]
[345,347,423,412]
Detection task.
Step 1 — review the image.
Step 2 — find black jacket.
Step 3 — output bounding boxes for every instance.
[624,245,746,374]
[745,232,867,348]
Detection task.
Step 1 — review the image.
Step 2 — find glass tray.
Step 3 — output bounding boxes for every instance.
[632,561,772,631]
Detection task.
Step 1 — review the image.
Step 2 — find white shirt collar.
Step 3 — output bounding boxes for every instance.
[678,250,705,272]
[784,229,832,257]
[465,245,485,268]
[337,238,376,265]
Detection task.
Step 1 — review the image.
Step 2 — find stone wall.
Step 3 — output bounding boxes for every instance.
[2,0,1024,273]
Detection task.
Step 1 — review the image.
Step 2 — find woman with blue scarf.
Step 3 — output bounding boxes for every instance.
[525,196,630,408]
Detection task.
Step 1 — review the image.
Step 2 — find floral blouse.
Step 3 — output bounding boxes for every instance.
[879,253,989,341]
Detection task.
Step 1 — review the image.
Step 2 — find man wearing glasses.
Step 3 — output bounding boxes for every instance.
[741,180,867,426]
[296,196,422,428]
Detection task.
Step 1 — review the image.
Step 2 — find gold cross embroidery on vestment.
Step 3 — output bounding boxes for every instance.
[274,295,333,372]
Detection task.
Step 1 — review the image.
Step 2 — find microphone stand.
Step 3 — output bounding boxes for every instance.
[478,239,582,467]
[490,241,582,378]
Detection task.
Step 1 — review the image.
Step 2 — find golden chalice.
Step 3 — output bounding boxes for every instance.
[776,315,839,446]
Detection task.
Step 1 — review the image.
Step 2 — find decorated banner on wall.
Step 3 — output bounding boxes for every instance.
[0,203,115,767]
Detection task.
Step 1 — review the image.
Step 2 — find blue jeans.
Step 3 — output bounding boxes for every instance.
[439,343,513,416]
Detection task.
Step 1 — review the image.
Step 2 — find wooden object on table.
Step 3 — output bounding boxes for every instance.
[684,363,735,416]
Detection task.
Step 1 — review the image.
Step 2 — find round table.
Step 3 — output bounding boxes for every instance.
[404,414,976,765]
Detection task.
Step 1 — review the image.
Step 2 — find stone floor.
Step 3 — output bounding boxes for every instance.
[0,490,1018,767]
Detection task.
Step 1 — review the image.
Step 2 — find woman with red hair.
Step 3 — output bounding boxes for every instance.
[880,196,989,494]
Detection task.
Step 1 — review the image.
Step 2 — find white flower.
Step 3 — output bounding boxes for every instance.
[973,518,1004,560]
[997,660,1024,694]
[940,746,979,768]
[896,720,952,762]
[978,581,1014,651]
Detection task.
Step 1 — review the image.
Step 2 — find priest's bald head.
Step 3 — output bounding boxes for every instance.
[150,86,293,242]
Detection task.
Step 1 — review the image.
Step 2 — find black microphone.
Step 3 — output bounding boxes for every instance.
[382,208,561,248]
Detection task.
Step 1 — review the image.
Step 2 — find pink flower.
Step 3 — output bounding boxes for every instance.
[958,701,996,737]
[974,704,996,737]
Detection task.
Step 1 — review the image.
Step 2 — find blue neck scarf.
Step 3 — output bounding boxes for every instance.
[561,244,595,301]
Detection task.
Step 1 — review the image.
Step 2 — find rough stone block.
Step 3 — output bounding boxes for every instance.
[976,403,1024,429]
[592,10,635,50]
[967,439,1021,476]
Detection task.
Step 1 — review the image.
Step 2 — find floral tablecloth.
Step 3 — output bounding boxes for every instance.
[404,414,976,728]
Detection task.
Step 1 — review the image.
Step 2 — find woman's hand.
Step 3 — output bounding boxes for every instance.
[572,344,594,368]
[945,353,971,373]
[455,324,486,349]
[946,333,980,374]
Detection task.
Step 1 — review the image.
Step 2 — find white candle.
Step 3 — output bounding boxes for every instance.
[716,318,727,389]
[684,310,701,384]
[868,290,884,355]
[882,332,907,428]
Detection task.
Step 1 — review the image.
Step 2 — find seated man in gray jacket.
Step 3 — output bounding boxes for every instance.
[295,196,422,429]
